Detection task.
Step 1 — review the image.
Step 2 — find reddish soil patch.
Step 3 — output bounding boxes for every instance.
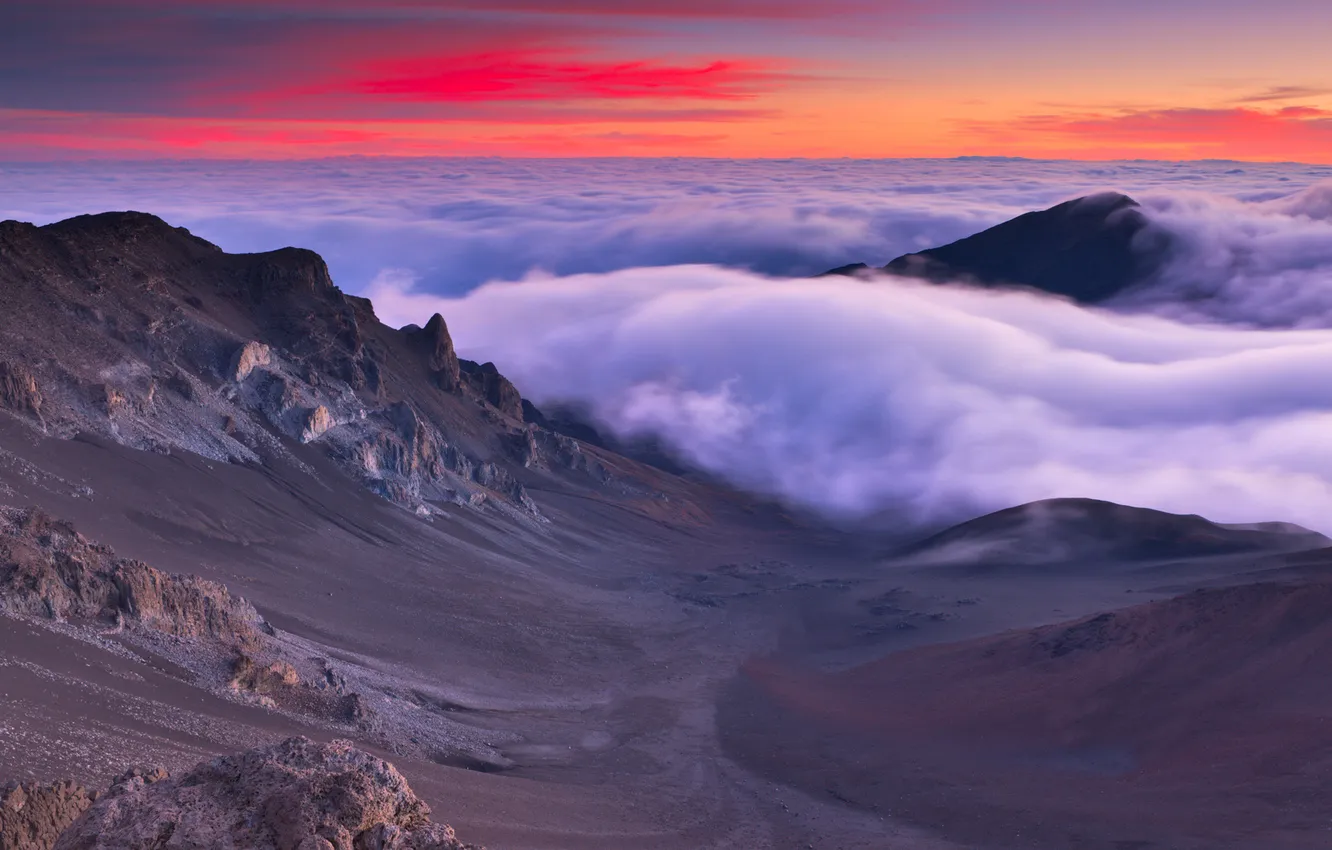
[721,581,1332,849]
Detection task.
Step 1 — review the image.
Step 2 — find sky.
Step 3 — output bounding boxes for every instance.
[4,0,1332,160]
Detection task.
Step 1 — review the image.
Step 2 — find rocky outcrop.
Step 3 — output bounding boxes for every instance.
[226,650,371,723]
[0,361,42,418]
[0,781,95,850]
[459,361,523,421]
[521,401,609,448]
[230,341,272,382]
[52,738,480,850]
[162,369,197,401]
[229,652,301,693]
[349,404,539,515]
[302,405,336,443]
[0,507,266,646]
[356,403,465,495]
[510,425,609,482]
[410,315,461,392]
[95,385,130,418]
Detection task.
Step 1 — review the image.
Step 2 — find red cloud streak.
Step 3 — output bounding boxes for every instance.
[344,53,785,103]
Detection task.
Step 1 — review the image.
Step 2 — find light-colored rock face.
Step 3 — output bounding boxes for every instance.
[52,738,479,850]
[230,341,273,382]
[229,653,301,693]
[302,405,335,443]
[0,780,95,850]
[0,507,266,647]
[0,361,42,417]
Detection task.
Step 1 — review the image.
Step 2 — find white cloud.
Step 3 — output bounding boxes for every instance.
[368,267,1332,531]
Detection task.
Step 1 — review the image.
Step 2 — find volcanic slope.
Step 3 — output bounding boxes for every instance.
[1,212,1330,850]
[0,211,958,850]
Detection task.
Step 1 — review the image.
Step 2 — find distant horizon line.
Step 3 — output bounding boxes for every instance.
[1,154,1330,168]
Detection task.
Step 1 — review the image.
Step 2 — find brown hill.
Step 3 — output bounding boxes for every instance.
[722,579,1332,849]
[898,498,1329,569]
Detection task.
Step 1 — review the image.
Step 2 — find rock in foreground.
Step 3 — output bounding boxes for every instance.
[0,507,266,646]
[0,781,96,850]
[54,737,480,850]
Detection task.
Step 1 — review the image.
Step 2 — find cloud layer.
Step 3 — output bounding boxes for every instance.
[5,157,1332,294]
[1117,184,1332,327]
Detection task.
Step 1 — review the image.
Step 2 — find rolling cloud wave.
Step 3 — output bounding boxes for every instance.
[370,266,1332,531]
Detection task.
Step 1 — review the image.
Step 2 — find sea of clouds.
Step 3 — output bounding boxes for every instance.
[7,157,1332,529]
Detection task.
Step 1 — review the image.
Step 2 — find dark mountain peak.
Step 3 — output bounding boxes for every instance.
[408,313,462,390]
[31,212,339,306]
[1061,190,1139,212]
[423,312,448,338]
[237,245,337,302]
[2,211,339,314]
[874,191,1171,303]
[900,497,1328,567]
[43,210,223,253]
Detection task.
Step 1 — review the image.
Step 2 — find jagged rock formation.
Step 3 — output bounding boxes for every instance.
[0,211,618,517]
[0,361,42,418]
[406,315,461,392]
[0,781,95,850]
[230,341,272,382]
[229,652,301,693]
[0,506,266,645]
[458,360,523,421]
[52,738,480,850]
[302,405,336,444]
[0,503,388,735]
[225,650,371,724]
[830,193,1173,303]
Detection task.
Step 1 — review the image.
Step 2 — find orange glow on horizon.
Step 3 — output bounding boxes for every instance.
[5,1,1332,162]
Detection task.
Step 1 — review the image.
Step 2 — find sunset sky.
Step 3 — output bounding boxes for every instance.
[4,0,1332,161]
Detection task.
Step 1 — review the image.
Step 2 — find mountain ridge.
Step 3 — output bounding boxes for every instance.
[0,210,666,521]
